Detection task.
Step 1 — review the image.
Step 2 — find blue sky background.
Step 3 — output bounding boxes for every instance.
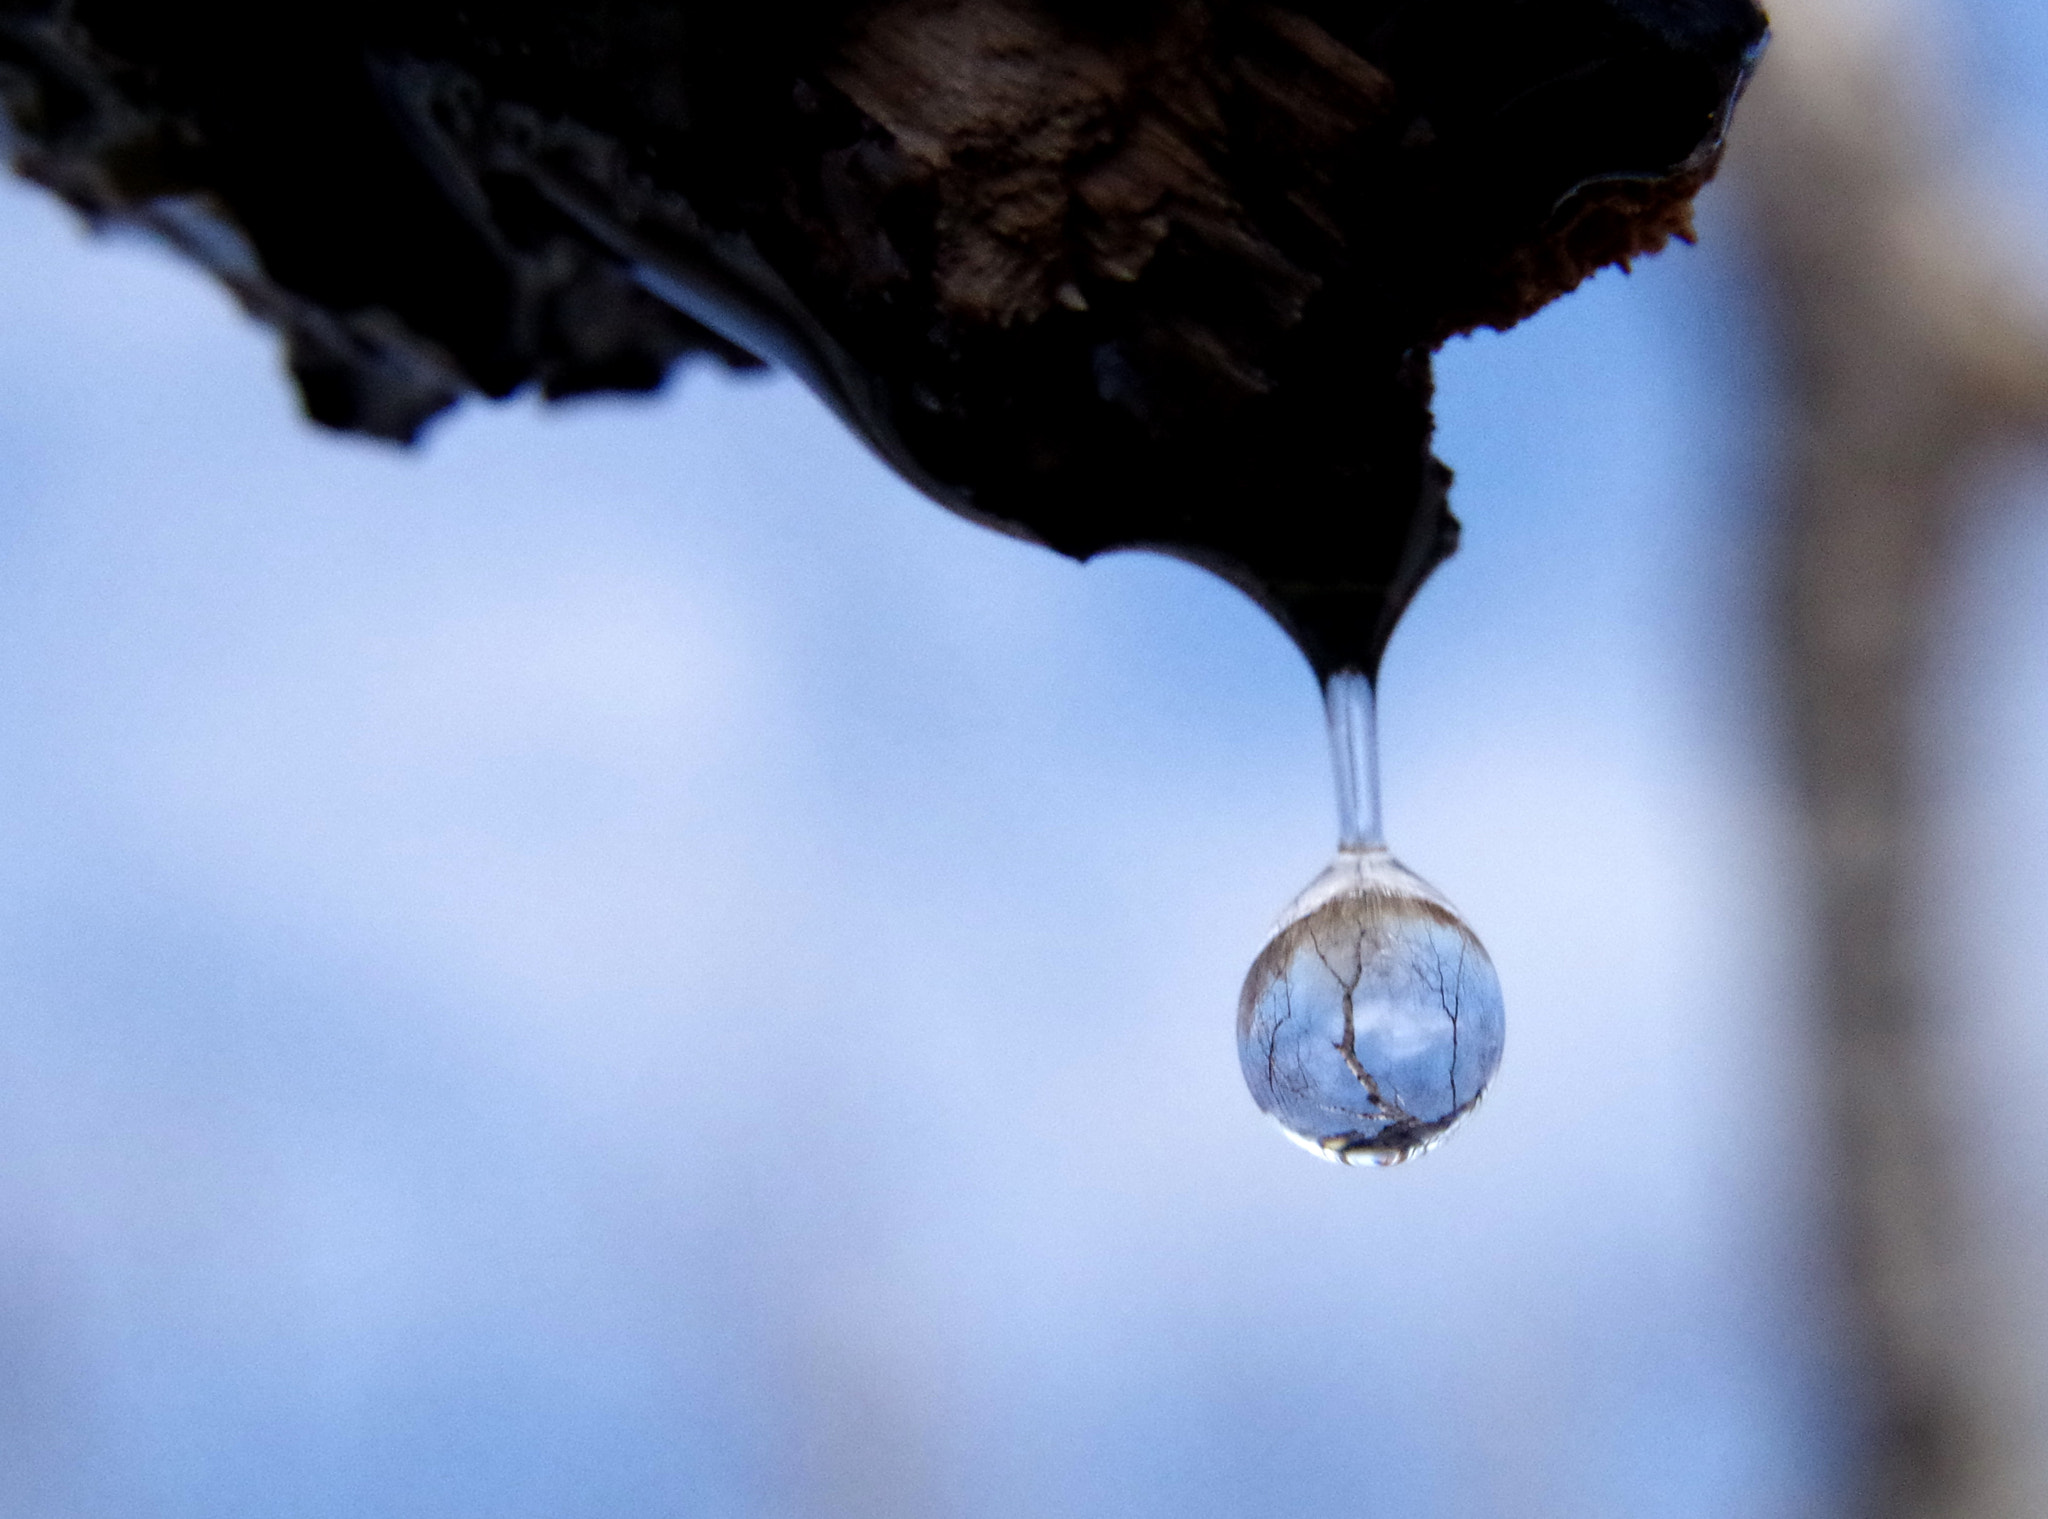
[6,7,2048,1509]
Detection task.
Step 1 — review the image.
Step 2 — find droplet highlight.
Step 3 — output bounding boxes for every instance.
[1238,671,1505,1164]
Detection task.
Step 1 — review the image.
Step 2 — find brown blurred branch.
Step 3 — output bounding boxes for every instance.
[1735,2,2048,1514]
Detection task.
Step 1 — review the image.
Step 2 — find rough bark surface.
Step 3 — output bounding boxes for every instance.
[0,0,1765,677]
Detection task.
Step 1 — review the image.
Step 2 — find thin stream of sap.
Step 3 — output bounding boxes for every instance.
[1324,668,1383,851]
[1236,668,1505,1164]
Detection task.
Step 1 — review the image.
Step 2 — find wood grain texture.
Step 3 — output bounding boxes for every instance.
[0,0,1765,673]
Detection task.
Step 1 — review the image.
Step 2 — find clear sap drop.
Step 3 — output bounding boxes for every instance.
[1237,847,1505,1164]
[1237,671,1505,1165]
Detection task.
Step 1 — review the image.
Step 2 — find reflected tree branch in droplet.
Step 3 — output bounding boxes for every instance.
[1412,937,1469,1114]
[1307,915,1409,1125]
[1264,972,1293,1100]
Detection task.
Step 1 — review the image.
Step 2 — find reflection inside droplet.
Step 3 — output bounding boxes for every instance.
[1237,668,1504,1164]
[1237,847,1505,1165]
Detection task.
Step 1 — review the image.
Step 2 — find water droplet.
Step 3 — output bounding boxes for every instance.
[1238,671,1505,1164]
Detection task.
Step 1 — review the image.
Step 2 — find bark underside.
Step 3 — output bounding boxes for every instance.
[0,0,1764,676]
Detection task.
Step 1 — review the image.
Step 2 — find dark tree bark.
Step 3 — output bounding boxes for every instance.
[0,0,1765,677]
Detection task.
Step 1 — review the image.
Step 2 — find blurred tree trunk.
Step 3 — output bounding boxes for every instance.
[1734,1,2048,1514]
